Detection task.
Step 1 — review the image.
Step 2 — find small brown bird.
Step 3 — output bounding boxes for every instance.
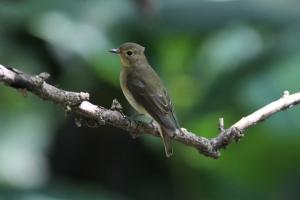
[110,42,181,157]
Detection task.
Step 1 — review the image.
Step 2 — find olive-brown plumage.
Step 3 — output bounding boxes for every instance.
[110,42,180,157]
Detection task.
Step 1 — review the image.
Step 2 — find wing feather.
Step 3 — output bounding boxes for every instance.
[126,69,179,131]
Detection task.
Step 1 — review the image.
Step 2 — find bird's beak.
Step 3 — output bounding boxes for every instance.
[109,48,120,54]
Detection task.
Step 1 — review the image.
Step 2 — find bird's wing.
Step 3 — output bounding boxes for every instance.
[126,70,179,130]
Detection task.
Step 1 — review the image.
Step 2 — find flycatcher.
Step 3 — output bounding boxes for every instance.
[110,42,181,157]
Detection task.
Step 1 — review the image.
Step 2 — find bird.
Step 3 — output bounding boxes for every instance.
[110,42,181,157]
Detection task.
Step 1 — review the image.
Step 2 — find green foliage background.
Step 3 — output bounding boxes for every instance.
[0,0,300,199]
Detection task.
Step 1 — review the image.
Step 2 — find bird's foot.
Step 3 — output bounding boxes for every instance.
[128,114,155,127]
[129,113,145,121]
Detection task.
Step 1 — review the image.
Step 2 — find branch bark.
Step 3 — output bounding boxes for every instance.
[1,64,300,158]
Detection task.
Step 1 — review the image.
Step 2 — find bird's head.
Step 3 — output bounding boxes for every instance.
[110,42,146,67]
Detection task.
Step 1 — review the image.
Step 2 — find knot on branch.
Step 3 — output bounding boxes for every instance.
[210,127,244,150]
[111,99,123,111]
[33,72,50,87]
[283,90,290,98]
[78,92,90,101]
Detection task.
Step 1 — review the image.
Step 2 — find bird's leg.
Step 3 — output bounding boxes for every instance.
[130,113,154,125]
[149,118,156,130]
[129,113,145,120]
[128,113,148,139]
[130,114,154,132]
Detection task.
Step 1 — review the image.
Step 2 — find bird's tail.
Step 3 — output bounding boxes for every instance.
[160,127,175,158]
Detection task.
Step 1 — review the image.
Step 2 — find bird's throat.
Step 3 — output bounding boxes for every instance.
[120,56,130,68]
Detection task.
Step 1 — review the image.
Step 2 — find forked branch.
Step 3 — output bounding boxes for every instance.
[1,64,300,158]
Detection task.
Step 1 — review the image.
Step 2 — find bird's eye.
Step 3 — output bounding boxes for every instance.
[126,51,133,56]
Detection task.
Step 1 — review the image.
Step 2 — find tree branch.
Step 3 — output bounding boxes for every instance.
[1,64,300,158]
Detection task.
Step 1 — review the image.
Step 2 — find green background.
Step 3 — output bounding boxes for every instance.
[0,0,300,199]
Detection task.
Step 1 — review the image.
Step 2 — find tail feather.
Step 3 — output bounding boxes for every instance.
[160,127,174,158]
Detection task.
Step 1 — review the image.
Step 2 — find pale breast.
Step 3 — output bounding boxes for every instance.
[120,69,148,115]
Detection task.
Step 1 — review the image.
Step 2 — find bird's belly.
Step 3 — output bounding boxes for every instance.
[120,71,148,116]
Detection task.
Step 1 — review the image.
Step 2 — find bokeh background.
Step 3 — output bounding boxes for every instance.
[0,0,300,199]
